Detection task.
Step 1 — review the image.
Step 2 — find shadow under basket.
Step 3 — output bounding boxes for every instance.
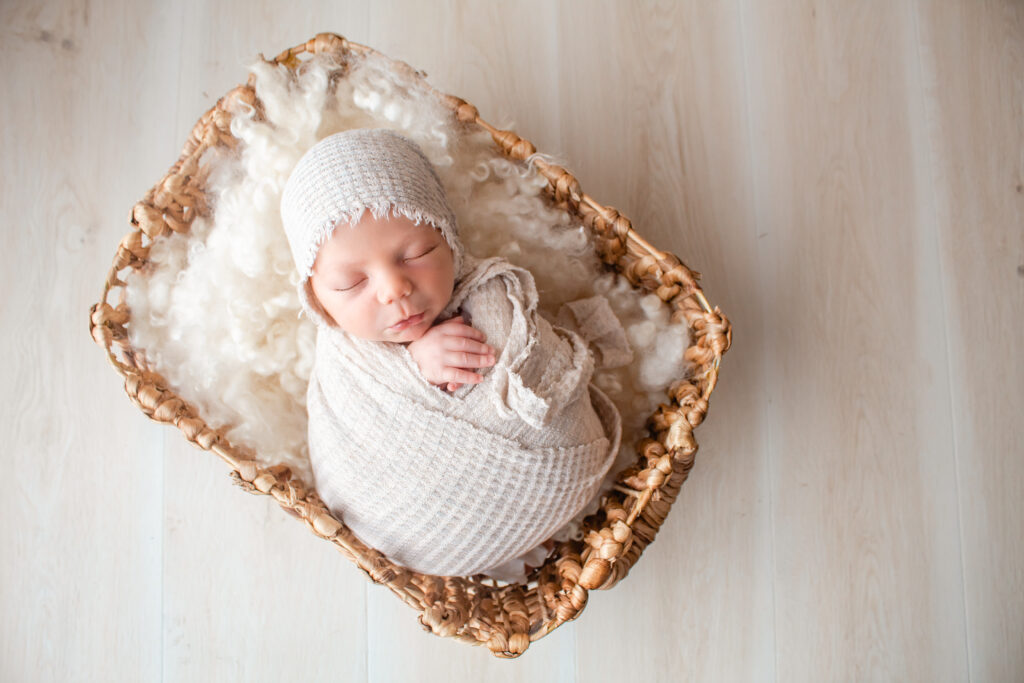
[88,33,732,658]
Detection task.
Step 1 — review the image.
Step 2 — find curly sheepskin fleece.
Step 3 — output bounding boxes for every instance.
[124,51,693,581]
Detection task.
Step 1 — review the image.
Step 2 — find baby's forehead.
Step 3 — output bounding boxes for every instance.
[315,213,445,267]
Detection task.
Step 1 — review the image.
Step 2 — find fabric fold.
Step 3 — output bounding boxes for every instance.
[307,256,627,577]
[555,295,635,369]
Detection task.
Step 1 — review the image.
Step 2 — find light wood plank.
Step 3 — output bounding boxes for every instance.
[915,1,1024,679]
[0,0,181,679]
[742,1,968,679]
[555,2,776,681]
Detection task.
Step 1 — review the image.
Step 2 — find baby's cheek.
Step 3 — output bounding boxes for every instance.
[356,305,381,335]
[432,267,456,300]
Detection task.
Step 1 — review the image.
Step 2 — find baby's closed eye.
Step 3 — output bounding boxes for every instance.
[404,245,437,261]
[334,278,365,291]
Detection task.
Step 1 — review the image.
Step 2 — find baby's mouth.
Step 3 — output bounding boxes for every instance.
[387,311,424,332]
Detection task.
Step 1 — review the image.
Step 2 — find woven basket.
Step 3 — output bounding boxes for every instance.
[89,33,731,658]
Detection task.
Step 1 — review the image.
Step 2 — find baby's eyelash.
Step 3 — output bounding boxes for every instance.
[330,245,437,291]
[406,245,437,261]
[335,279,365,292]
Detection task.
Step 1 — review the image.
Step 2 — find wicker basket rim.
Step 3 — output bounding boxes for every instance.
[88,32,732,658]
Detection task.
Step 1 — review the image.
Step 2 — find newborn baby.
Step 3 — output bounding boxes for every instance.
[280,128,632,578]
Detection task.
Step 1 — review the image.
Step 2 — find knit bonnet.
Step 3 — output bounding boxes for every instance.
[280,128,463,289]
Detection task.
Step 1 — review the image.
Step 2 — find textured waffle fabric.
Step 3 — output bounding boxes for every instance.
[307,255,629,576]
[281,129,631,576]
[280,128,463,279]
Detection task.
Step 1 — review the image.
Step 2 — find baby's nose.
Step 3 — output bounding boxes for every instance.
[377,271,412,303]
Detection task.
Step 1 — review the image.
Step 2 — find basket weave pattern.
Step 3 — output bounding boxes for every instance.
[88,33,731,658]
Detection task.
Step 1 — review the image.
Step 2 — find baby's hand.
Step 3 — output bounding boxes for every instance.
[406,316,496,391]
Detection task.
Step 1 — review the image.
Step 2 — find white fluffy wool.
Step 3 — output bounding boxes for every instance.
[125,51,692,554]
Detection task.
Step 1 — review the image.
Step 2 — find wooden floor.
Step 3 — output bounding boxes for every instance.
[2,1,1022,680]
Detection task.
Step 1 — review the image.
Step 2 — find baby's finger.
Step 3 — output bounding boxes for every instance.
[443,336,494,356]
[444,350,495,369]
[444,367,485,385]
[439,319,486,341]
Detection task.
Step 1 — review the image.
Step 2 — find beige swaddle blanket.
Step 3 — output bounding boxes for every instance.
[308,254,631,576]
[282,128,632,577]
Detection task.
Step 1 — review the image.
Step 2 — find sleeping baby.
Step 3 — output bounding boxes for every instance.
[280,128,633,578]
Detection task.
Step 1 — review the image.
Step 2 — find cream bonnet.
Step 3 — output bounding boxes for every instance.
[280,128,463,280]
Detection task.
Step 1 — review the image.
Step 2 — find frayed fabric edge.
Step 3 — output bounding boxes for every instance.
[298,203,460,279]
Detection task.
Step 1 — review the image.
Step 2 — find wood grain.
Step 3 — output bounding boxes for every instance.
[1,0,1022,680]
[741,1,969,679]
[916,1,1024,679]
[0,0,180,679]
[556,2,775,680]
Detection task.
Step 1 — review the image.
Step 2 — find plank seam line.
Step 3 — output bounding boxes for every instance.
[737,1,779,681]
[909,2,972,679]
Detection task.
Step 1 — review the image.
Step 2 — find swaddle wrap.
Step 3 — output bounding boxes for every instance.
[282,129,632,576]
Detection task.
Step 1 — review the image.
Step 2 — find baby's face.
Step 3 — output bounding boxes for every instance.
[309,211,455,343]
